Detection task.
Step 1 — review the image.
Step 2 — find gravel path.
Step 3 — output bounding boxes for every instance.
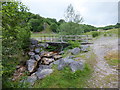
[87,37,118,88]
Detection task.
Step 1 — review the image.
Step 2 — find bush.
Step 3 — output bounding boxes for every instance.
[66,41,80,49]
[59,22,84,35]
[92,31,100,37]
[2,1,31,88]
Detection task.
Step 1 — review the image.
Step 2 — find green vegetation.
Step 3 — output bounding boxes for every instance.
[83,28,119,38]
[92,31,101,37]
[97,23,120,30]
[1,0,119,88]
[34,64,92,88]
[28,4,97,35]
[31,32,57,38]
[67,41,80,49]
[104,50,119,68]
[2,1,31,88]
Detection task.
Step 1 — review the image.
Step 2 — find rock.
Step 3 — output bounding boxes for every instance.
[69,61,84,72]
[80,45,89,52]
[35,48,41,54]
[41,57,54,65]
[30,39,38,45]
[28,52,35,56]
[26,59,37,73]
[35,69,53,79]
[57,58,74,70]
[59,51,64,55]
[40,51,46,56]
[53,55,62,60]
[53,60,60,65]
[29,45,35,51]
[37,65,52,71]
[16,65,21,69]
[51,59,60,65]
[12,72,23,81]
[17,66,26,72]
[38,43,49,48]
[71,47,80,55]
[64,58,74,64]
[66,55,75,59]
[30,55,35,59]
[12,66,26,81]
[34,55,41,61]
[43,52,56,58]
[57,59,66,70]
[26,73,37,85]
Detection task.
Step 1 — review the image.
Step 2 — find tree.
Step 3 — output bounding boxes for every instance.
[29,19,44,32]
[50,23,58,32]
[59,22,84,35]
[64,4,83,23]
[2,1,31,87]
[59,4,84,35]
[2,1,31,50]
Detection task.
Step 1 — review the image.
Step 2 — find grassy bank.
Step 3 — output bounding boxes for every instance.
[34,64,92,88]
[83,28,119,37]
[104,50,119,69]
[31,32,58,38]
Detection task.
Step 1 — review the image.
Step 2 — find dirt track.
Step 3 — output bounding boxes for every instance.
[87,36,118,88]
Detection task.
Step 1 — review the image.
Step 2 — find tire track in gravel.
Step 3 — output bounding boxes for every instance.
[87,37,118,88]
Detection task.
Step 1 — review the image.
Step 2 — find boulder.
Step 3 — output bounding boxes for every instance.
[80,45,89,52]
[35,48,41,54]
[43,52,56,58]
[35,69,53,79]
[71,47,80,55]
[26,73,37,85]
[30,55,35,59]
[26,59,37,73]
[64,58,74,64]
[40,51,46,57]
[41,57,54,65]
[57,58,74,70]
[38,43,49,48]
[51,60,60,65]
[69,61,84,72]
[37,65,52,71]
[12,66,26,81]
[59,51,64,55]
[66,55,75,59]
[28,52,35,56]
[53,55,62,60]
[34,55,41,61]
[30,39,38,45]
[29,45,35,51]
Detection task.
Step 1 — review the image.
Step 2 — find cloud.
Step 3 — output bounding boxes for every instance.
[21,0,119,27]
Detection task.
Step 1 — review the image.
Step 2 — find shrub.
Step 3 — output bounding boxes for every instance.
[65,41,81,49]
[92,31,100,37]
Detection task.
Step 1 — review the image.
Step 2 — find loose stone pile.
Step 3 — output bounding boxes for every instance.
[12,39,89,85]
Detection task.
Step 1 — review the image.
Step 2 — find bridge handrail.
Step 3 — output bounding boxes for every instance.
[36,35,92,42]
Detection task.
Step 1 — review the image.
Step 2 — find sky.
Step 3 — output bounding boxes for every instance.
[21,0,119,27]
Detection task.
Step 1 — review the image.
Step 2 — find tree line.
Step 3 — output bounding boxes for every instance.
[27,11,97,34]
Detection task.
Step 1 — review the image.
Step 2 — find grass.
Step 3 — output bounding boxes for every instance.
[33,45,96,88]
[104,50,119,68]
[33,64,92,88]
[83,28,119,37]
[31,32,58,38]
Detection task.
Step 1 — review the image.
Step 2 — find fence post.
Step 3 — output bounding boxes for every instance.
[60,35,63,42]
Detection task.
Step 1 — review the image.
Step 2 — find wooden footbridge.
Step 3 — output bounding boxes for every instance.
[34,35,93,45]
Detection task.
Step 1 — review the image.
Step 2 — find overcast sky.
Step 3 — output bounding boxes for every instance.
[21,0,119,27]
